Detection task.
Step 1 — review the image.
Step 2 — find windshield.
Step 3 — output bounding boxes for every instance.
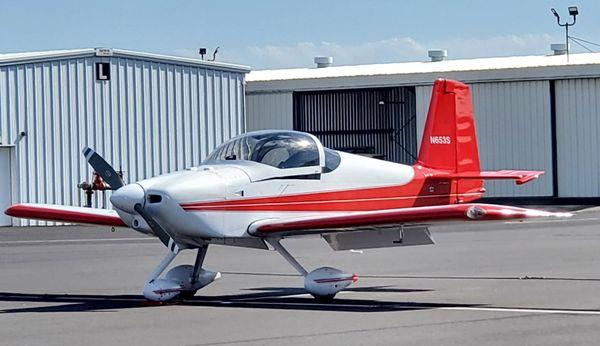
[206,131,320,169]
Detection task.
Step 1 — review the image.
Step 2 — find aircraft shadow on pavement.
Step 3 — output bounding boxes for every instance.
[0,286,478,314]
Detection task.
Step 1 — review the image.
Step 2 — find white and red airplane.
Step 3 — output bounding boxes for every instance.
[5,79,570,302]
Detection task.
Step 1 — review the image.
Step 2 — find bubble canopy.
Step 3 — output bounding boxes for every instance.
[205,131,326,170]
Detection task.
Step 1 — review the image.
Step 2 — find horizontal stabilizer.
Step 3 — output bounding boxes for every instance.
[442,170,544,185]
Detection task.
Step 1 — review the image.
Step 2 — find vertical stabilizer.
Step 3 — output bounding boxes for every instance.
[417,79,481,174]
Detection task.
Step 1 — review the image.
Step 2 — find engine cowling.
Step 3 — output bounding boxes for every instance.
[304,267,358,299]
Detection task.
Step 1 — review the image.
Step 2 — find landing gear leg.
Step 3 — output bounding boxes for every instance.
[191,244,209,285]
[179,243,221,299]
[266,238,307,276]
[147,251,179,283]
[266,237,357,300]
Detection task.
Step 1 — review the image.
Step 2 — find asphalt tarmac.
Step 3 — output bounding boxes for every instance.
[2,207,600,345]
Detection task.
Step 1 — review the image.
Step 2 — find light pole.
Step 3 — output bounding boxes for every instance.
[551,6,579,61]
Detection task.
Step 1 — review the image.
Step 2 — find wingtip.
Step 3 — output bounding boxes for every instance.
[4,204,22,217]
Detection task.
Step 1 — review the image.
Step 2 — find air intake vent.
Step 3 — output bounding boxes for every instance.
[147,194,162,204]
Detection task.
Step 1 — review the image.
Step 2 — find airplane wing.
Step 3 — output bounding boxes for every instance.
[5,203,126,227]
[250,203,567,235]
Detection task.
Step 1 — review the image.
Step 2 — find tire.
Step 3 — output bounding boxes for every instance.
[312,294,336,302]
[178,290,198,300]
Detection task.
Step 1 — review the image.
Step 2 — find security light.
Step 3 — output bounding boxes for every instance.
[550,6,579,60]
[568,6,579,16]
[199,48,207,60]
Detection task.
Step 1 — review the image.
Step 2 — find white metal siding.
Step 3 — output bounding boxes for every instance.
[416,81,553,197]
[246,92,293,131]
[0,56,246,225]
[555,78,600,197]
[0,147,11,226]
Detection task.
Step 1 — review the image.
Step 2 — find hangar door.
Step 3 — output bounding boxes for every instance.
[293,87,417,164]
[555,78,600,197]
[0,147,12,226]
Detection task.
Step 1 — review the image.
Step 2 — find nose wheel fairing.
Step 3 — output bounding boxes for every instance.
[143,245,221,302]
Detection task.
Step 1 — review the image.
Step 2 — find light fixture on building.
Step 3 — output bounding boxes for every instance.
[568,6,579,16]
[551,6,579,60]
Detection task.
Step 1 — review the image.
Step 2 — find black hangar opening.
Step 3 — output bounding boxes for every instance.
[292,87,418,165]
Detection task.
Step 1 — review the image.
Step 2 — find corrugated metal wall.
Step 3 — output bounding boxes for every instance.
[246,92,293,131]
[293,87,417,164]
[415,81,553,197]
[555,78,600,197]
[0,56,246,225]
[0,146,13,226]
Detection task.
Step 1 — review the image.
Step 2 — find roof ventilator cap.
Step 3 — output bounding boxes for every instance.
[428,49,447,62]
[314,56,333,68]
[551,43,568,55]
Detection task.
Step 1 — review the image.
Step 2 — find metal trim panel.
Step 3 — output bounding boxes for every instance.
[246,53,600,92]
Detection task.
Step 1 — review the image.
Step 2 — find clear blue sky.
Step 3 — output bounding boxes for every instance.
[1,0,599,69]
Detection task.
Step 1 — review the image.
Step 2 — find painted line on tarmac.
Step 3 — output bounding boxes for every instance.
[214,298,600,315]
[437,306,600,315]
[0,237,154,245]
[504,217,599,224]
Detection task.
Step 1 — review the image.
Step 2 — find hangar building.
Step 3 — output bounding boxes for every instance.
[0,48,249,226]
[246,52,600,200]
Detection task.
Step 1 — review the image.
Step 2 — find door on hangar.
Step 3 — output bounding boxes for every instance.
[0,146,12,226]
[293,87,418,164]
[555,78,600,197]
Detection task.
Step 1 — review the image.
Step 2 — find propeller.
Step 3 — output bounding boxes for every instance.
[82,147,124,190]
[134,203,181,254]
[82,146,183,254]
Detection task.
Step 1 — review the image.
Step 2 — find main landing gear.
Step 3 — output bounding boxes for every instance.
[143,244,221,302]
[266,238,358,300]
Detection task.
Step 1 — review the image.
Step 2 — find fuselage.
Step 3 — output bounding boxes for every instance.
[113,149,483,243]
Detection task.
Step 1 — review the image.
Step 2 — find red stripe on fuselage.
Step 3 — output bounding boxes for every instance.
[180,168,485,212]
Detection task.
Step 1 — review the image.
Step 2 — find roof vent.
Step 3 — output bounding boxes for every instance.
[314,56,333,68]
[428,49,447,62]
[551,43,568,55]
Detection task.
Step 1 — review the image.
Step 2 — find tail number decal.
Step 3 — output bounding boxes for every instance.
[429,136,452,145]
